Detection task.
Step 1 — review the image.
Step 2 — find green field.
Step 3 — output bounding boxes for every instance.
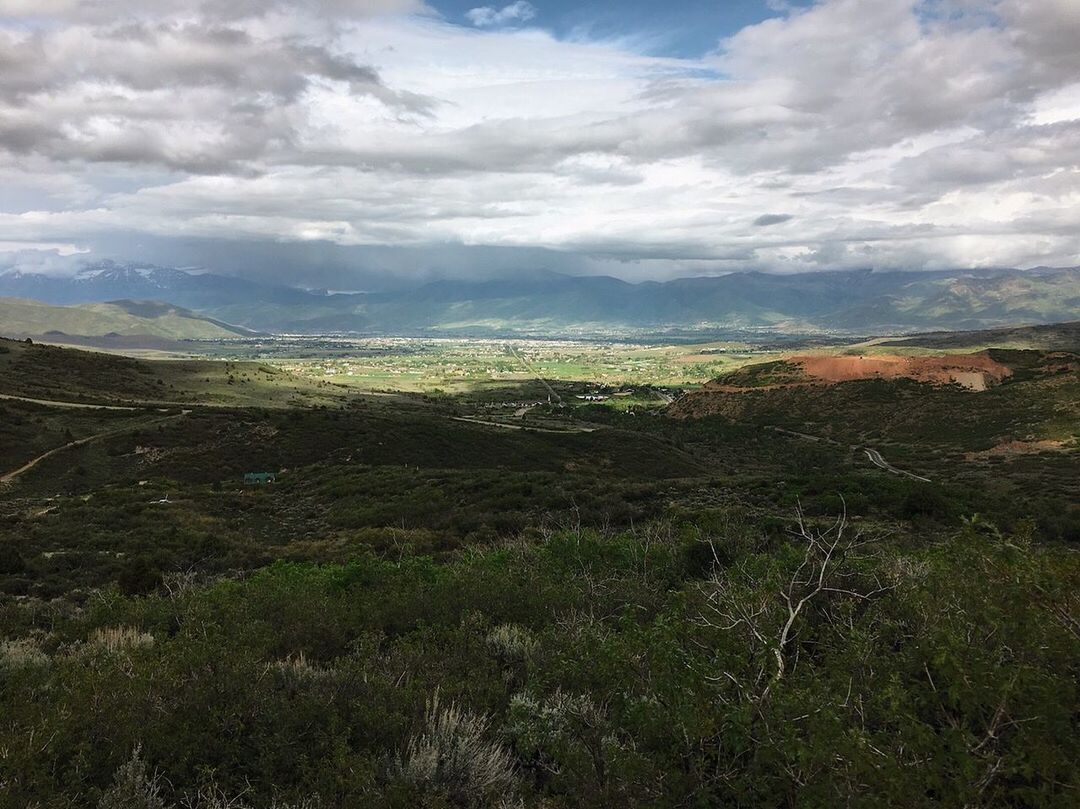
[271,338,773,395]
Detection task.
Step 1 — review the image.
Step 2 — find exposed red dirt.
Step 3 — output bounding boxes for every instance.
[788,352,1012,391]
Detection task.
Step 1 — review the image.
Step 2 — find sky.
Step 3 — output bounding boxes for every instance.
[0,0,1079,289]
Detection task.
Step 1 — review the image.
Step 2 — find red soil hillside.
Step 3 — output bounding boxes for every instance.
[789,352,1013,391]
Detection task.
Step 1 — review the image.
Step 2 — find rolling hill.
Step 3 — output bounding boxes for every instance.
[0,297,256,343]
[878,320,1080,351]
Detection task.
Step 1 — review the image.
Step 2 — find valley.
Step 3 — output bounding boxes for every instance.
[272,338,773,395]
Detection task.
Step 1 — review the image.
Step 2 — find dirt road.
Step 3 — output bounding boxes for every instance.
[451,416,598,433]
[862,447,931,482]
[0,393,139,411]
[0,411,189,486]
[764,425,931,483]
[506,346,563,404]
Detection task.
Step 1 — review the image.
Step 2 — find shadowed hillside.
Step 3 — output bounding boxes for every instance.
[879,320,1080,351]
[0,337,345,407]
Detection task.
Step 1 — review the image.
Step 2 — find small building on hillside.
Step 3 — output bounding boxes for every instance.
[243,472,277,485]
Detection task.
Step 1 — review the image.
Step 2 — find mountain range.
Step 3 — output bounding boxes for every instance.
[1,261,1078,337]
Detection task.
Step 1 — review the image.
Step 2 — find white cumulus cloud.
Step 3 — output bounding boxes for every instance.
[465,1,536,28]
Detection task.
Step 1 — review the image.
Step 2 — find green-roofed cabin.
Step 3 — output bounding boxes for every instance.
[243,472,277,485]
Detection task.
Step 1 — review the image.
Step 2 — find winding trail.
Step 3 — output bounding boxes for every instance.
[0,393,139,411]
[451,416,598,434]
[1,411,189,486]
[764,425,931,483]
[862,447,931,482]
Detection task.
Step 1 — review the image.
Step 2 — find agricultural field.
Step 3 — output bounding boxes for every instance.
[272,338,775,395]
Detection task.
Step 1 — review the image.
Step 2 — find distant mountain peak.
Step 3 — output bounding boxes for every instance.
[0,260,318,312]
[75,261,190,284]
[0,262,1076,336]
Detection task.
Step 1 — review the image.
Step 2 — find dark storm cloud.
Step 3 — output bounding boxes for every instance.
[752,213,793,227]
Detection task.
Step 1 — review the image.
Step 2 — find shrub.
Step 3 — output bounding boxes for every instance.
[181,785,324,809]
[118,555,161,596]
[901,483,954,520]
[99,745,166,809]
[0,637,50,671]
[485,624,537,666]
[0,541,25,574]
[393,691,517,806]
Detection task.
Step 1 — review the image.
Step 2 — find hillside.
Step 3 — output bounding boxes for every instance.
[1,335,1078,808]
[0,296,255,342]
[879,320,1080,351]
[0,337,346,408]
[3,262,1078,335]
[667,349,1080,452]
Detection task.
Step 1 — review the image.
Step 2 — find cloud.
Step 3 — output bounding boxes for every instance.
[0,0,428,23]
[0,4,435,173]
[753,214,793,227]
[466,2,536,28]
[0,0,1078,282]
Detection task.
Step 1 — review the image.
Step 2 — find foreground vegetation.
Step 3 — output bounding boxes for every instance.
[3,518,1077,808]
[0,335,1077,807]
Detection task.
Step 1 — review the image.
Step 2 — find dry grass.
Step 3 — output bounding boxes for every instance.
[485,624,537,666]
[0,636,50,670]
[90,626,155,652]
[271,652,340,686]
[394,690,518,805]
